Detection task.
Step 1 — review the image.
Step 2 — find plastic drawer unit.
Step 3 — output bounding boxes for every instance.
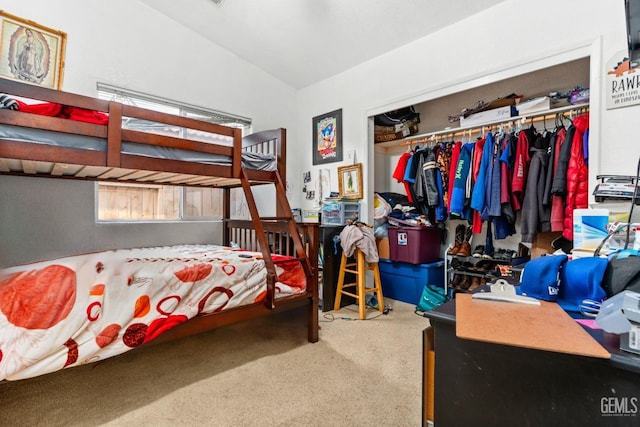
[321,201,360,226]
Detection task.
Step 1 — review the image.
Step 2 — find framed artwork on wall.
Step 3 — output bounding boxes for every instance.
[338,163,363,199]
[312,108,343,165]
[0,10,66,89]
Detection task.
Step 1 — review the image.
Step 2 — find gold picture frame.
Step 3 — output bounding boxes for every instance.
[0,10,66,89]
[337,163,363,199]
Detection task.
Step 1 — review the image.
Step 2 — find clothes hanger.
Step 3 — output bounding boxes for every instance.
[541,115,549,134]
[555,113,563,130]
[565,111,574,126]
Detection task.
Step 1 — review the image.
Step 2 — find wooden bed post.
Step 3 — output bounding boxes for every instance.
[232,128,242,178]
[222,187,231,246]
[106,101,123,167]
[276,128,286,218]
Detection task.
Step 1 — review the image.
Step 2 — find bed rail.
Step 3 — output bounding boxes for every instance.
[225,220,318,290]
[0,78,282,187]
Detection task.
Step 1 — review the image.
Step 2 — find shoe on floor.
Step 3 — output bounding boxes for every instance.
[472,245,485,258]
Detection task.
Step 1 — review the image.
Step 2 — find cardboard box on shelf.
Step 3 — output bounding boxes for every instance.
[531,231,562,258]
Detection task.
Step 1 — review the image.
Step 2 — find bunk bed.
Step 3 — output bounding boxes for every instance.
[0,78,319,381]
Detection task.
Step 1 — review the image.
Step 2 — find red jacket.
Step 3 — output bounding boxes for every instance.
[563,114,589,240]
[511,128,534,212]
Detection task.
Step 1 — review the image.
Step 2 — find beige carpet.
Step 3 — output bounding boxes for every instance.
[0,299,428,427]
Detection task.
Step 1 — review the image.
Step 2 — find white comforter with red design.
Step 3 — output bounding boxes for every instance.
[0,245,306,381]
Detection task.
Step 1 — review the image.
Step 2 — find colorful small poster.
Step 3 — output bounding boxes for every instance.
[312,109,343,165]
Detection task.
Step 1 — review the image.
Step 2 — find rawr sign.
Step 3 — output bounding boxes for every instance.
[607,52,640,109]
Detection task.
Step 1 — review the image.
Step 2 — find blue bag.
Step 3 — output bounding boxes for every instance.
[415,284,448,313]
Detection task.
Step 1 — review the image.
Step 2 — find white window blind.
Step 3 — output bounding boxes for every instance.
[96,84,251,222]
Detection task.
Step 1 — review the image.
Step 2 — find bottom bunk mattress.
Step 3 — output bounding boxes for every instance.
[0,244,306,381]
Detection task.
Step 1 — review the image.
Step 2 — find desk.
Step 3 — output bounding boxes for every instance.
[423,297,640,427]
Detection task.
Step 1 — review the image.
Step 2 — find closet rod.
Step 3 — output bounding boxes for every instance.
[400,102,589,146]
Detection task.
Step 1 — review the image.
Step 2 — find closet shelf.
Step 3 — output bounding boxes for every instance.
[374,102,589,154]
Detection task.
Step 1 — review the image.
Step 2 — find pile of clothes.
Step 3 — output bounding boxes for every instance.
[373,106,420,143]
[373,191,430,239]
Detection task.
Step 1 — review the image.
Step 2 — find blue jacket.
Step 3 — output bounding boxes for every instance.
[449,142,474,220]
[470,132,494,212]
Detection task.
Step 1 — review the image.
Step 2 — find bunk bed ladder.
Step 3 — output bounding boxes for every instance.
[239,169,314,309]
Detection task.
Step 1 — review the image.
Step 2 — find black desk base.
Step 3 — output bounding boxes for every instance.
[424,300,640,427]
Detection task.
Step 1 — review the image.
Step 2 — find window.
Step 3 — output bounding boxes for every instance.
[96,84,251,221]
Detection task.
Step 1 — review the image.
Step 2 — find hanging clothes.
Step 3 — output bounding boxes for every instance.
[447,141,462,213]
[511,126,537,212]
[470,132,493,214]
[483,133,502,221]
[499,134,517,226]
[437,141,453,214]
[404,147,423,207]
[418,146,441,209]
[434,165,447,223]
[392,151,414,204]
[449,142,474,220]
[412,148,431,216]
[561,113,590,241]
[550,124,576,198]
[543,126,567,232]
[489,134,516,240]
[469,136,486,234]
[520,144,551,243]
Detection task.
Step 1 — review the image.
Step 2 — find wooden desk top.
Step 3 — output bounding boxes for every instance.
[456,293,611,359]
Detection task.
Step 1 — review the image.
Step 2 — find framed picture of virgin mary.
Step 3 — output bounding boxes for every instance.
[0,10,66,89]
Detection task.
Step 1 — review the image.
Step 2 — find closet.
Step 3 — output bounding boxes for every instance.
[373,57,591,287]
[374,57,590,155]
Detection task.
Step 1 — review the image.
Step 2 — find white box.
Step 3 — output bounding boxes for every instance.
[459,106,517,127]
[516,97,552,115]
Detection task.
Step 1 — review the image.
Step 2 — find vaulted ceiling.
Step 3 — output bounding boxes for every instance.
[139,0,505,89]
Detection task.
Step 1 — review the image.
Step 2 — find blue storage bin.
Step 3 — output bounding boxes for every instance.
[378,258,444,305]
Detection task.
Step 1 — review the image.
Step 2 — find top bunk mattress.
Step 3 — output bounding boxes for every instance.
[0,123,277,171]
[0,244,306,381]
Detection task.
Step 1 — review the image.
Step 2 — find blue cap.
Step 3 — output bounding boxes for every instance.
[516,255,568,301]
[558,257,608,313]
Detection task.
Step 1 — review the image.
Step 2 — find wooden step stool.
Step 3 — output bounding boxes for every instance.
[334,248,385,320]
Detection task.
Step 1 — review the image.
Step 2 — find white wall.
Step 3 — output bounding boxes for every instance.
[2,0,639,264]
[295,0,639,225]
[1,0,296,129]
[0,0,298,266]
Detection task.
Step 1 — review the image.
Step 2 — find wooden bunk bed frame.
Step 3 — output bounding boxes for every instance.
[0,77,319,345]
